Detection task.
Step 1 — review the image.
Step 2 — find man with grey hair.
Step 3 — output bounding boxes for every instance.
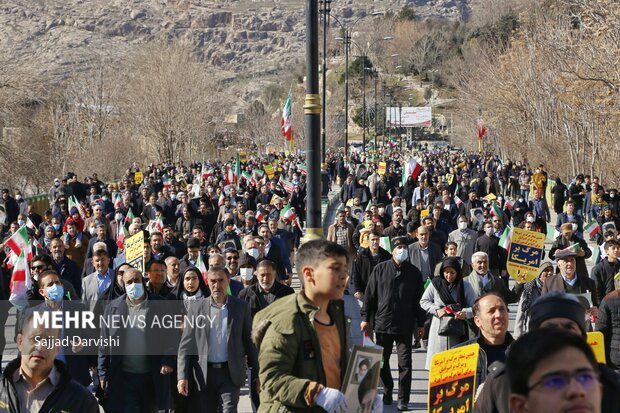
[464,251,517,303]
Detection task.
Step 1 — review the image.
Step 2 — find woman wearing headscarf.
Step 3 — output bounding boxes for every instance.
[420,256,477,370]
[514,260,554,337]
[39,224,56,252]
[168,266,210,312]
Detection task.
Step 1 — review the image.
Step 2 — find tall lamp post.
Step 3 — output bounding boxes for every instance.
[319,0,331,163]
[303,0,322,241]
[333,13,386,156]
[398,102,403,151]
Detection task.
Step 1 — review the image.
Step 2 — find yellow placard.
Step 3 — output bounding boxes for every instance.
[507,227,546,284]
[429,343,480,412]
[134,171,144,185]
[264,163,274,179]
[420,208,431,218]
[125,231,145,275]
[587,331,606,364]
[483,193,497,201]
[239,150,247,164]
[378,162,387,175]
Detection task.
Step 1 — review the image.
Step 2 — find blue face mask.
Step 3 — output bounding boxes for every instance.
[53,224,61,231]
[126,282,144,300]
[18,220,25,226]
[45,284,64,302]
[394,247,408,262]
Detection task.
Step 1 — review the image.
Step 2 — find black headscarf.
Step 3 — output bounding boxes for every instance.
[168,266,210,300]
[431,256,466,307]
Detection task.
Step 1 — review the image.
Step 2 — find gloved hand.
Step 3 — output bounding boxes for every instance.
[316,387,348,413]
[371,393,383,413]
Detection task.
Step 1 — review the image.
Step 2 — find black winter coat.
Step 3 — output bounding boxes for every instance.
[361,259,426,335]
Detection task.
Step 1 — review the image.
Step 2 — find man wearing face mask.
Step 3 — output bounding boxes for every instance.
[21,270,93,386]
[26,255,79,303]
[549,223,592,277]
[448,215,479,273]
[511,194,530,227]
[361,236,426,410]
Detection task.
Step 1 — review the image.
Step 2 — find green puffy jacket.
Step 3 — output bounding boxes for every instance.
[252,292,350,413]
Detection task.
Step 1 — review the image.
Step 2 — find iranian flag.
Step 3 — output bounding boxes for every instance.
[150,216,164,234]
[117,224,129,250]
[490,203,503,218]
[402,157,422,186]
[196,254,208,284]
[68,195,86,219]
[454,195,463,206]
[546,224,560,241]
[218,193,226,207]
[503,198,514,210]
[297,164,308,175]
[241,171,252,183]
[281,205,297,222]
[280,178,294,194]
[499,226,512,250]
[256,209,265,223]
[584,221,600,238]
[557,243,583,256]
[281,89,293,141]
[162,178,172,189]
[25,217,36,231]
[125,208,135,224]
[5,226,30,259]
[191,182,202,199]
[9,250,31,309]
[234,151,241,188]
[114,193,123,209]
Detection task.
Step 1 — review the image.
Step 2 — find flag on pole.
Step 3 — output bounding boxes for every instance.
[584,221,600,238]
[402,158,422,186]
[235,151,241,189]
[454,195,463,206]
[9,250,31,310]
[196,254,207,284]
[557,243,584,256]
[114,193,123,209]
[490,203,503,218]
[256,209,265,223]
[25,217,36,231]
[5,226,30,259]
[68,196,86,219]
[503,198,514,210]
[279,178,294,194]
[499,226,512,250]
[125,208,135,224]
[281,89,293,141]
[149,216,164,234]
[281,205,297,222]
[546,223,560,241]
[297,164,308,175]
[588,245,601,264]
[241,171,252,183]
[117,224,129,250]
[218,193,226,207]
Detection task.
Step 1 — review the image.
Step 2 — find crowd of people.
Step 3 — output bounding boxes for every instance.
[0,144,619,412]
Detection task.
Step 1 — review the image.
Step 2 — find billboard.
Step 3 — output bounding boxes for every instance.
[385,106,432,127]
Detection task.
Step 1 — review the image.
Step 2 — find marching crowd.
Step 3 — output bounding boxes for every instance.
[0,145,619,413]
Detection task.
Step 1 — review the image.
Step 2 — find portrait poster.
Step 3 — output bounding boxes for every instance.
[506,227,546,284]
[125,231,145,274]
[378,162,387,175]
[428,343,480,413]
[341,345,383,413]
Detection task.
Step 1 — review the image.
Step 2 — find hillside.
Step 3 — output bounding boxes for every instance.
[0,0,470,86]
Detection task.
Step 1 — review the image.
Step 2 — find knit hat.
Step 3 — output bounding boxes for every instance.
[528,292,587,336]
[537,260,553,278]
[69,207,79,216]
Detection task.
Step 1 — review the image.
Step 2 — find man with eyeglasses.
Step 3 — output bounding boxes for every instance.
[28,255,78,303]
[474,293,620,413]
[507,329,602,413]
[224,248,240,277]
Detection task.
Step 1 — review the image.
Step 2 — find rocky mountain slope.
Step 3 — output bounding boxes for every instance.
[1,0,469,79]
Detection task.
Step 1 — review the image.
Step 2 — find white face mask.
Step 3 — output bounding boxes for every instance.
[485,227,494,236]
[239,267,254,281]
[89,227,97,236]
[526,216,535,223]
[247,248,260,259]
[393,247,408,262]
[458,222,468,230]
[518,198,524,203]
[571,223,578,231]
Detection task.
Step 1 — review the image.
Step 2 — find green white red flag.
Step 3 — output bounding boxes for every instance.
[116,224,129,250]
[499,226,512,250]
[9,250,31,309]
[281,205,297,222]
[490,203,503,218]
[196,254,207,284]
[584,221,600,238]
[5,226,31,260]
[281,89,293,141]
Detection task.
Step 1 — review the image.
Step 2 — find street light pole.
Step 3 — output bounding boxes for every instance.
[399,102,403,151]
[320,0,331,163]
[362,54,367,154]
[303,0,322,241]
[373,69,378,150]
[344,29,349,156]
